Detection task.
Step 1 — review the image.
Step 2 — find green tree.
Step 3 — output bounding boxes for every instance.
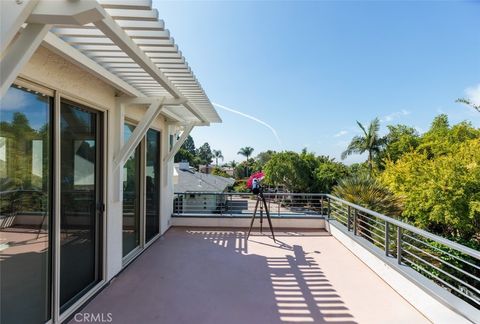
[376,124,420,167]
[333,174,402,216]
[255,150,276,169]
[264,151,315,192]
[380,138,480,240]
[174,135,196,164]
[196,142,213,165]
[238,146,254,176]
[238,146,254,161]
[315,157,349,193]
[212,149,224,166]
[211,167,230,178]
[341,118,384,172]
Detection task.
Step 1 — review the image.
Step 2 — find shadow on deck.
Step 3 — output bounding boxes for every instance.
[70,228,429,324]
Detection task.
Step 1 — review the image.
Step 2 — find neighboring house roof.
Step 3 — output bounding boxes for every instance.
[174,164,235,193]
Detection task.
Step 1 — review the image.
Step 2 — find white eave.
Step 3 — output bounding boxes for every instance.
[2,0,221,125]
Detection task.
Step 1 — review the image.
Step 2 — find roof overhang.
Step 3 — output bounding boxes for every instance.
[1,0,221,125]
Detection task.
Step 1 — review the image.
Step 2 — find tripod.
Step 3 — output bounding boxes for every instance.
[246,189,276,242]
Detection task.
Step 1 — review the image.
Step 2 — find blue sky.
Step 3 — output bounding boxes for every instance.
[153,0,480,164]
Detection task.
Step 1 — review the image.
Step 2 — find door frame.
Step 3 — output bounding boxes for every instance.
[54,91,108,323]
[121,119,145,265]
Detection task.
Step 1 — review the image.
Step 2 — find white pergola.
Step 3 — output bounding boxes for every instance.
[0,0,220,169]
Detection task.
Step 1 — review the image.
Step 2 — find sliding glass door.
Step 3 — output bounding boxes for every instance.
[145,129,160,242]
[0,85,52,324]
[122,124,141,257]
[59,101,103,311]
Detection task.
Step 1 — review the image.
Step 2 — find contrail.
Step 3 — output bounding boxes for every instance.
[212,102,282,145]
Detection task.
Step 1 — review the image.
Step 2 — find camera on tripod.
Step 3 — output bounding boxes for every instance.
[246,171,275,242]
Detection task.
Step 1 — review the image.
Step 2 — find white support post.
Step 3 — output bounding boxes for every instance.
[163,123,194,162]
[0,0,40,54]
[113,97,165,170]
[0,23,50,97]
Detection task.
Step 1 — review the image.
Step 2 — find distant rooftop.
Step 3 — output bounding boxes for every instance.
[174,163,235,192]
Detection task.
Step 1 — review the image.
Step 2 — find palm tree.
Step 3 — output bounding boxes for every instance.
[238,147,254,177]
[238,147,254,161]
[341,118,383,172]
[212,150,224,166]
[456,98,480,113]
[229,160,238,168]
[332,174,402,246]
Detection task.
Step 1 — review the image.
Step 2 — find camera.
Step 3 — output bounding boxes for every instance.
[251,178,261,195]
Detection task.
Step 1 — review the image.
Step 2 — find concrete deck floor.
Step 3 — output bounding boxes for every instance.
[72,227,429,324]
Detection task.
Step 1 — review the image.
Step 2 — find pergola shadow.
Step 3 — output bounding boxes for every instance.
[73,228,356,324]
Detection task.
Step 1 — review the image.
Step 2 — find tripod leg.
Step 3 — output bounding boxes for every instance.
[262,195,276,242]
[260,204,263,233]
[247,197,260,240]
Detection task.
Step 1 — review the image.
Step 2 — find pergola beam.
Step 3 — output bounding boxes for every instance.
[0,0,40,54]
[0,23,51,98]
[163,123,195,162]
[43,32,144,97]
[114,97,165,170]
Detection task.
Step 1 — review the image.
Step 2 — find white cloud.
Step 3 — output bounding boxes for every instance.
[465,84,480,106]
[334,130,348,137]
[380,109,411,123]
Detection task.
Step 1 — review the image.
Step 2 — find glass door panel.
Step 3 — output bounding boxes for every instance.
[122,124,141,257]
[0,85,52,324]
[145,129,160,242]
[59,101,102,311]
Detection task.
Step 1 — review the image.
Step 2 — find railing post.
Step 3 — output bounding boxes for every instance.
[353,209,358,235]
[220,193,223,216]
[397,227,402,264]
[385,222,390,256]
[347,206,352,231]
[327,197,331,219]
[320,196,324,217]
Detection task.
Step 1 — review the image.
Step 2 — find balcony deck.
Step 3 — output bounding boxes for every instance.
[72,227,429,324]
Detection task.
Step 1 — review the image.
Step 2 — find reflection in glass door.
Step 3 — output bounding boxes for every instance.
[0,85,52,324]
[60,101,103,311]
[145,129,160,242]
[122,124,141,257]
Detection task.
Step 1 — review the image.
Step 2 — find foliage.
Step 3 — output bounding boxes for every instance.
[255,150,276,169]
[264,151,316,192]
[232,180,249,193]
[263,151,349,193]
[196,142,213,165]
[341,118,385,172]
[175,135,196,164]
[234,160,258,179]
[211,167,230,178]
[332,174,402,216]
[375,124,420,168]
[456,98,480,113]
[212,149,224,166]
[238,146,254,160]
[314,158,349,193]
[380,138,480,240]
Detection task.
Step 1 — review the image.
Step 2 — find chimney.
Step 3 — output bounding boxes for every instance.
[179,161,190,171]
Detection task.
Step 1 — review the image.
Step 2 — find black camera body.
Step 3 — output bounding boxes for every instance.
[251,178,261,195]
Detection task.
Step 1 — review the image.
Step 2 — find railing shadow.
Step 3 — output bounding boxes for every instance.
[184,229,357,323]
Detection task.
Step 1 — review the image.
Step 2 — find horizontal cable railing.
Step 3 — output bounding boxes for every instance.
[173,192,327,218]
[326,194,480,310]
[172,191,479,309]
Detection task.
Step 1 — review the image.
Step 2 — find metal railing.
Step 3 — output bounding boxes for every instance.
[172,191,480,310]
[326,194,480,310]
[173,192,326,218]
